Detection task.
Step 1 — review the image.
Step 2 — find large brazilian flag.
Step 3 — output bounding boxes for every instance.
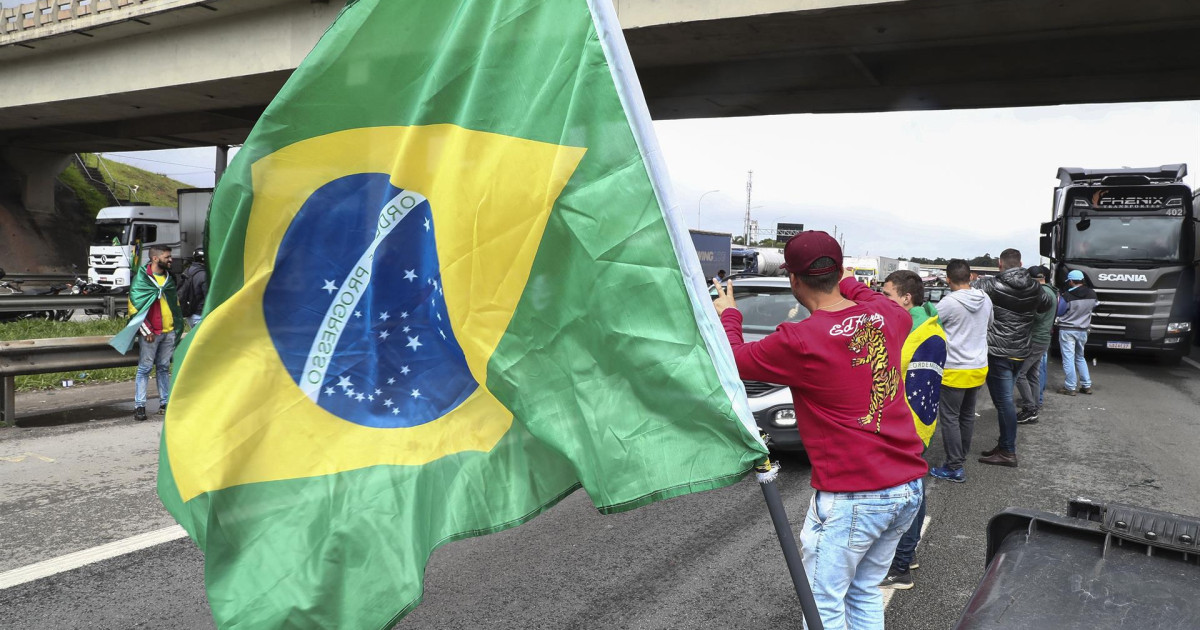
[159,0,767,627]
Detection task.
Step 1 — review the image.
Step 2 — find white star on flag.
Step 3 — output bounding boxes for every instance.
[338,375,352,389]
[368,395,375,402]
[401,311,409,319]
[392,407,401,415]
[322,279,337,295]
[324,387,335,396]
[423,218,430,231]
[404,269,417,281]
[355,393,365,401]
[374,389,382,395]
[411,389,421,398]
[380,311,390,321]
[407,336,422,351]
[354,311,362,318]
[344,389,354,397]
[401,365,411,375]
[384,399,394,407]
[403,326,411,333]
[380,330,391,340]
[387,377,396,385]
[439,329,447,340]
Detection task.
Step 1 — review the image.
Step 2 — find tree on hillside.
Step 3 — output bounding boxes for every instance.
[970,253,998,268]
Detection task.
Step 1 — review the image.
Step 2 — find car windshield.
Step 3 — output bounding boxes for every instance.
[734,289,810,334]
[92,221,130,246]
[1065,216,1183,263]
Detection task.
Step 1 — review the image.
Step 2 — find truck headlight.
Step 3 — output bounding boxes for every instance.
[773,408,797,427]
[1167,322,1191,334]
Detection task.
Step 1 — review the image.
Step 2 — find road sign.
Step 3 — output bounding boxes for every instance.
[776,222,804,238]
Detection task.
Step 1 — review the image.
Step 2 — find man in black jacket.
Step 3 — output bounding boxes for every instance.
[972,249,1054,467]
[178,248,209,328]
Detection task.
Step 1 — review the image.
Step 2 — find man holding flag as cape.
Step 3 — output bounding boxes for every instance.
[111,244,183,422]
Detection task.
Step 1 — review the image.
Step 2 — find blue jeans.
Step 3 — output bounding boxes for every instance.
[1038,350,1048,406]
[1059,329,1091,390]
[891,490,926,573]
[135,331,175,408]
[985,355,1020,453]
[801,480,923,630]
[187,314,203,328]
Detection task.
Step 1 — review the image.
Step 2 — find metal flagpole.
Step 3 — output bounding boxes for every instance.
[585,2,826,625]
[756,457,825,630]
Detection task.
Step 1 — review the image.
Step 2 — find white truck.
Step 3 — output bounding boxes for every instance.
[843,255,901,285]
[88,188,212,289]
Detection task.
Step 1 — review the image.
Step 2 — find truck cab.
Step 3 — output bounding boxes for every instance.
[1040,165,1198,358]
[87,189,212,291]
[88,206,180,290]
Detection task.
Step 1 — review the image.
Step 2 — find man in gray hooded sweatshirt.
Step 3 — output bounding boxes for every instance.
[929,259,992,483]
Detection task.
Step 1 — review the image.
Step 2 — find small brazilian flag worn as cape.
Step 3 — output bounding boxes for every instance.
[157,1,767,628]
[902,304,947,447]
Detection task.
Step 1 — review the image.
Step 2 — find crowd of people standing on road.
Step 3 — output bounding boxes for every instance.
[716,234,1099,629]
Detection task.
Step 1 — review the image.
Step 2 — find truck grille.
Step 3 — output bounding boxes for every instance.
[743,380,785,397]
[1091,288,1173,340]
[90,253,124,267]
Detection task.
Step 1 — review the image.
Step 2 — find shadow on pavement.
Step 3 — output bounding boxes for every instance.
[15,400,143,429]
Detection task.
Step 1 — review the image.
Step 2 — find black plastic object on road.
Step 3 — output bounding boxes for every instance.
[955,499,1200,629]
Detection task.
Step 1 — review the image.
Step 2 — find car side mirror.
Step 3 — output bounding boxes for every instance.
[1075,211,1090,232]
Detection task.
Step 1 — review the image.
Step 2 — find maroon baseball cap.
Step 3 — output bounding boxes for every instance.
[781,230,843,276]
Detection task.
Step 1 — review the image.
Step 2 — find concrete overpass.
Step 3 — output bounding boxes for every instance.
[4,0,1200,155]
[3,0,1200,223]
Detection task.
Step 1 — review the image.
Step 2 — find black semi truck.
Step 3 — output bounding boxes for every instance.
[1040,165,1199,361]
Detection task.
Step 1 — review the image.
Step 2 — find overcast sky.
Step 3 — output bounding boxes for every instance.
[99,100,1200,262]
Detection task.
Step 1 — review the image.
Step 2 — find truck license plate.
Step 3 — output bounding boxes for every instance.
[1107,341,1132,350]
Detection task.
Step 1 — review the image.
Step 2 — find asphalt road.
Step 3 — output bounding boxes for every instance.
[2,352,1198,629]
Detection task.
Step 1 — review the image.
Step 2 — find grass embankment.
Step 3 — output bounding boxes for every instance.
[58,163,112,219]
[77,153,190,211]
[0,319,136,391]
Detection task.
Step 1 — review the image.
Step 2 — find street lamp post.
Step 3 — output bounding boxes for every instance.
[697,189,719,229]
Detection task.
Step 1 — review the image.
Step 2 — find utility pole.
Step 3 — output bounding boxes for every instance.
[743,170,753,246]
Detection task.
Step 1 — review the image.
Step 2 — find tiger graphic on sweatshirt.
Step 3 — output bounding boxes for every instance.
[847,323,899,433]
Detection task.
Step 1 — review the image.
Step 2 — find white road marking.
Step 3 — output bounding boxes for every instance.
[1182,356,1200,372]
[0,525,186,590]
[882,516,931,609]
[0,452,55,463]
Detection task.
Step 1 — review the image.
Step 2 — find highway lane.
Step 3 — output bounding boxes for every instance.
[1,354,1198,629]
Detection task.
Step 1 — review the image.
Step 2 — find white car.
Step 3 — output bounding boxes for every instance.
[713,277,810,451]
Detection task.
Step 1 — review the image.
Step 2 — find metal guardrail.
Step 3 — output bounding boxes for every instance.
[0,273,75,285]
[0,335,138,425]
[0,295,121,317]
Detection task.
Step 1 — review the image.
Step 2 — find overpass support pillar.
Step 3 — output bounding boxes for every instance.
[215,145,229,186]
[1,148,71,219]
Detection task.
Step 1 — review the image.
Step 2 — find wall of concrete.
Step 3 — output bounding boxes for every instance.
[1,1,342,111]
[614,0,902,28]
[1,148,69,218]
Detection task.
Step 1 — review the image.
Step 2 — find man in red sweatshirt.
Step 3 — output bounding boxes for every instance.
[714,231,925,629]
